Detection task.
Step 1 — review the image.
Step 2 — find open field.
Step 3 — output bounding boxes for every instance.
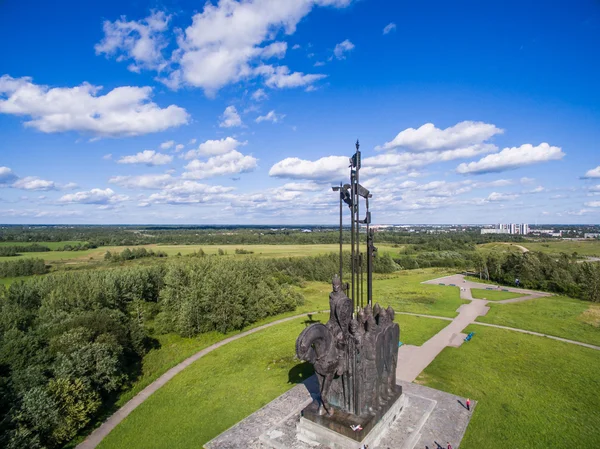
[470,288,524,301]
[418,325,600,449]
[478,240,600,258]
[97,312,449,449]
[0,243,403,263]
[522,240,600,257]
[0,240,87,249]
[373,269,468,318]
[477,295,600,346]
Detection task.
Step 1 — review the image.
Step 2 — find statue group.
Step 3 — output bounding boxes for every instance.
[296,275,400,419]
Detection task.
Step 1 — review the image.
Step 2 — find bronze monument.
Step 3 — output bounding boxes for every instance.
[295,141,402,443]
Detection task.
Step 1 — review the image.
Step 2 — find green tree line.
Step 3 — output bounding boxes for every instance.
[0,259,47,278]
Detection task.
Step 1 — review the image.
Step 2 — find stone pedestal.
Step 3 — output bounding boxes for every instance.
[297,392,405,449]
[205,377,476,449]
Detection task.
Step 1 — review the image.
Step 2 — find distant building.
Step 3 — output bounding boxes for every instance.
[584,233,600,239]
[481,223,529,235]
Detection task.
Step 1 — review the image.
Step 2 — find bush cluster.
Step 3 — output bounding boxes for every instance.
[104,247,168,262]
[0,258,47,278]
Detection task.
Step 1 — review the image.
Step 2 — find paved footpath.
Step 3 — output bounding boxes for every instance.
[397,274,555,382]
[76,310,327,449]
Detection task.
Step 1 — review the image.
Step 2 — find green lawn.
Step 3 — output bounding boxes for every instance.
[373,269,468,318]
[477,295,600,346]
[470,288,524,301]
[418,325,600,449]
[97,312,449,449]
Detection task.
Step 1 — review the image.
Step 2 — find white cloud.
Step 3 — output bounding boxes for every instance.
[103,154,113,160]
[383,23,396,34]
[314,61,326,67]
[251,89,268,101]
[12,176,56,191]
[95,11,171,73]
[255,110,285,123]
[0,167,18,185]
[377,121,503,152]
[255,65,327,89]
[183,137,246,159]
[292,44,301,50]
[184,150,258,179]
[175,144,185,152]
[160,140,175,150]
[456,143,564,174]
[109,174,174,189]
[59,188,129,205]
[585,201,600,207]
[150,0,348,93]
[520,177,535,184]
[219,105,243,128]
[118,150,173,166]
[583,166,600,179]
[0,209,84,219]
[280,181,323,191]
[0,75,189,137]
[333,39,354,59]
[188,138,197,145]
[589,185,600,192]
[487,192,520,202]
[269,155,348,181]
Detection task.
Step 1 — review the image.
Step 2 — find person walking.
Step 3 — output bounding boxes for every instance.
[466,398,471,411]
[447,442,453,449]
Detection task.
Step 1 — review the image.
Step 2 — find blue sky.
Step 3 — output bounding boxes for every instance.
[1,0,599,225]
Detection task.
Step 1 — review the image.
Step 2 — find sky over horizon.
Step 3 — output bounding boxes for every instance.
[1,0,599,225]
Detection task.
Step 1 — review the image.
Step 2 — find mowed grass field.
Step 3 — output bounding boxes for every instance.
[418,325,600,449]
[0,243,404,263]
[373,269,468,318]
[97,312,449,449]
[470,288,524,301]
[477,295,600,346]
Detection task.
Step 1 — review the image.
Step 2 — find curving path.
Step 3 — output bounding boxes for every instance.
[396,274,590,382]
[76,310,328,449]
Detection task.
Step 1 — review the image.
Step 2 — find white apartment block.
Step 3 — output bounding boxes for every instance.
[481,223,529,235]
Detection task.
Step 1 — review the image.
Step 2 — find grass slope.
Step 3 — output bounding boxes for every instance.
[98,313,448,449]
[477,296,600,346]
[373,269,468,318]
[470,288,524,301]
[418,325,600,449]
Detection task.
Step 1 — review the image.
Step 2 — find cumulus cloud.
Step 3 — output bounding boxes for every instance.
[583,166,600,179]
[0,75,189,137]
[0,167,18,185]
[269,155,348,181]
[377,121,503,152]
[255,65,327,89]
[487,192,520,202]
[251,89,268,101]
[109,174,174,189]
[333,39,355,59]
[219,105,243,128]
[175,144,184,152]
[255,110,285,123]
[183,137,246,159]
[383,23,396,34]
[115,1,349,94]
[184,150,258,179]
[456,143,564,174]
[59,188,129,205]
[160,140,175,150]
[12,176,57,191]
[118,150,173,166]
[95,10,171,73]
